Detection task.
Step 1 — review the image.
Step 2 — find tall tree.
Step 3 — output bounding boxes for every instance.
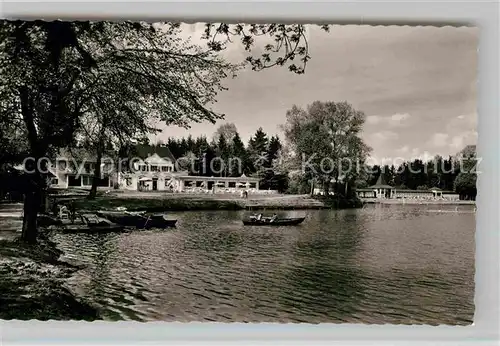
[215,133,229,177]
[247,127,269,179]
[453,145,477,200]
[282,101,370,196]
[229,132,249,176]
[213,123,238,144]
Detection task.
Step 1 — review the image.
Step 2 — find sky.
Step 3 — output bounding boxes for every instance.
[154,24,478,163]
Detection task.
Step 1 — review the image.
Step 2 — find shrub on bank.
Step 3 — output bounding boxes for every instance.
[312,195,363,209]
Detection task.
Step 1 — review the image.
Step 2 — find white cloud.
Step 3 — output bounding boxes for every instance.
[365,113,411,128]
[450,130,478,150]
[446,113,477,133]
[430,133,450,147]
[366,115,382,124]
[391,113,410,122]
[397,145,410,153]
[372,130,399,142]
[429,113,478,152]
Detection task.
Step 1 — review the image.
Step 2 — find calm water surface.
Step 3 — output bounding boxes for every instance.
[49,204,475,324]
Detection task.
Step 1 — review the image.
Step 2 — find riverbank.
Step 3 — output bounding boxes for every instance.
[362,198,476,205]
[0,231,100,320]
[70,193,336,212]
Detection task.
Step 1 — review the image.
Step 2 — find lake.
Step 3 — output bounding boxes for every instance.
[47,204,475,324]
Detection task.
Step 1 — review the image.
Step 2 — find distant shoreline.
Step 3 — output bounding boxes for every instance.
[61,191,477,213]
[361,199,475,205]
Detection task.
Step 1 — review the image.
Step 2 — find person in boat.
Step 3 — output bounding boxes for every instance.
[270,213,278,223]
[256,213,263,221]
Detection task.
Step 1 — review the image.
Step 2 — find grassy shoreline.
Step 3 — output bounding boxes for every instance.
[69,194,474,213]
[71,194,362,212]
[0,231,100,321]
[362,199,476,205]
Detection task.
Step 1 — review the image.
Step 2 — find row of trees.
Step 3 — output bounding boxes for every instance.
[161,100,373,198]
[160,104,477,201]
[155,124,288,191]
[0,20,330,243]
[360,155,477,200]
[361,154,474,191]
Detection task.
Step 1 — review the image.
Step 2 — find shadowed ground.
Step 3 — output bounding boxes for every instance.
[0,228,100,321]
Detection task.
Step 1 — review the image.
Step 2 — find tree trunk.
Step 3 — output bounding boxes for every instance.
[310,178,315,196]
[333,171,339,195]
[88,146,104,200]
[19,87,43,243]
[114,156,120,189]
[21,173,42,244]
[323,179,330,196]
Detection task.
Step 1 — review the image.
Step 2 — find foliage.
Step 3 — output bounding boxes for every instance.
[454,172,477,200]
[213,123,238,143]
[202,24,331,74]
[360,145,477,200]
[281,101,370,195]
[367,156,459,191]
[453,145,477,200]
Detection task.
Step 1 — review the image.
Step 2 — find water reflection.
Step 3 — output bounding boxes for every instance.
[48,204,474,324]
[281,210,368,322]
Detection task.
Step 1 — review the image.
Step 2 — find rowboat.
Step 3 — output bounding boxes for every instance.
[242,217,305,226]
[96,210,177,229]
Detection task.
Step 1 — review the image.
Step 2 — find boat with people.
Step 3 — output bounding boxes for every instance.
[96,210,177,229]
[243,213,306,226]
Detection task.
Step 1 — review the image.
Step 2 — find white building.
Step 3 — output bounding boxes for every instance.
[49,146,261,193]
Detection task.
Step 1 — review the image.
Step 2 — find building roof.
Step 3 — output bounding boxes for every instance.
[144,153,173,165]
[135,144,176,163]
[369,174,394,189]
[57,147,117,163]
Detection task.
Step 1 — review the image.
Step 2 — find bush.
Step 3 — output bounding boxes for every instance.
[312,194,363,209]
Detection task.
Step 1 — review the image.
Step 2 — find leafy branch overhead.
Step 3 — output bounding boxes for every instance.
[202,24,330,74]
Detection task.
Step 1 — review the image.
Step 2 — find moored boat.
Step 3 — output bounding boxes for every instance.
[50,213,125,233]
[96,210,177,229]
[242,217,305,226]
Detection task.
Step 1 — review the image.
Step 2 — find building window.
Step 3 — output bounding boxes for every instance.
[83,176,92,186]
[151,165,158,172]
[161,166,167,172]
[228,182,236,188]
[51,178,58,185]
[250,183,256,188]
